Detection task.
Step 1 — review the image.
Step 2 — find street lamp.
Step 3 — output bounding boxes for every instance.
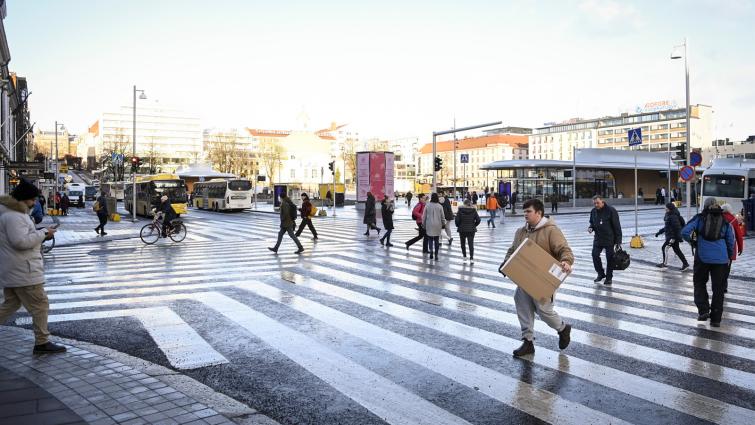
[53,121,65,211]
[671,38,691,219]
[132,85,147,222]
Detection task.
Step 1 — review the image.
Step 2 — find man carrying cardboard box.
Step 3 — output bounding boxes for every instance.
[502,199,574,357]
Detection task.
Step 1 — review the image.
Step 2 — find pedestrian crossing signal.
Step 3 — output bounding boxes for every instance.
[434,156,442,172]
[328,161,335,174]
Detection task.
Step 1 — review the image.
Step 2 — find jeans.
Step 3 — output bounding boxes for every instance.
[273,227,303,250]
[95,213,108,233]
[592,244,615,279]
[514,287,565,341]
[693,260,727,322]
[406,225,427,252]
[295,217,318,238]
[661,240,688,266]
[487,209,497,227]
[380,229,393,244]
[0,285,50,345]
[427,236,440,257]
[460,232,475,258]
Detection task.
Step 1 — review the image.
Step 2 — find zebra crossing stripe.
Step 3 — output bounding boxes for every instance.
[18,306,228,370]
[191,291,473,425]
[239,280,631,425]
[276,272,755,425]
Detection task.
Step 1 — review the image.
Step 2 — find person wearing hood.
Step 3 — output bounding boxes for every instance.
[422,193,447,260]
[502,198,573,357]
[363,192,381,236]
[0,179,66,354]
[379,197,395,247]
[682,197,735,327]
[440,192,454,245]
[455,199,481,263]
[721,203,744,293]
[654,202,690,270]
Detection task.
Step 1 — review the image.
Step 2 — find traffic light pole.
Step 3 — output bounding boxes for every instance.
[432,121,502,195]
[132,85,137,222]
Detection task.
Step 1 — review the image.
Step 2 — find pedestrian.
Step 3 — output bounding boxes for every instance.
[471,191,479,205]
[654,202,689,271]
[406,191,413,207]
[422,193,446,260]
[721,203,744,293]
[511,191,518,214]
[551,194,558,214]
[325,190,333,207]
[93,192,109,236]
[486,192,499,228]
[501,198,573,357]
[655,187,662,205]
[588,195,622,285]
[439,192,454,245]
[60,193,70,215]
[30,198,44,225]
[638,188,644,200]
[379,197,395,247]
[406,193,428,253]
[78,194,84,208]
[38,195,46,214]
[54,192,61,210]
[295,193,318,239]
[661,187,667,204]
[682,197,735,327]
[363,192,381,236]
[497,192,508,224]
[268,192,304,254]
[0,179,66,354]
[455,199,480,263]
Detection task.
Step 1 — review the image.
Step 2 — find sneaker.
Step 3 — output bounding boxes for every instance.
[470,258,474,264]
[379,238,385,246]
[295,247,304,254]
[603,279,612,286]
[448,238,453,246]
[386,243,394,247]
[363,232,370,236]
[33,342,66,354]
[710,321,721,328]
[593,275,605,283]
[267,247,278,253]
[655,263,667,268]
[513,339,535,357]
[558,324,572,350]
[697,312,710,321]
[680,263,690,271]
[101,232,107,236]
[94,227,99,234]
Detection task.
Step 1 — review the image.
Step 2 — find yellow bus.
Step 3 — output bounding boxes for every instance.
[124,174,188,217]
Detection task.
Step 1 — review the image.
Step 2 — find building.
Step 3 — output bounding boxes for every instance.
[87,101,203,176]
[203,128,260,178]
[388,137,419,194]
[529,103,713,161]
[32,128,75,159]
[701,136,755,166]
[418,133,529,193]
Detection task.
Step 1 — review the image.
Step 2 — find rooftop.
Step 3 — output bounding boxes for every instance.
[419,134,528,154]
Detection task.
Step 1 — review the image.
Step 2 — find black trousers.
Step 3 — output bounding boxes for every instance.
[273,227,303,250]
[406,225,428,252]
[693,261,727,321]
[661,240,688,266]
[95,214,108,233]
[551,202,558,213]
[723,260,732,291]
[295,218,318,238]
[460,232,475,258]
[592,244,615,279]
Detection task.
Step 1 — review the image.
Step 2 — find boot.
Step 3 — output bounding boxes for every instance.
[655,263,667,268]
[680,263,690,271]
[33,342,67,354]
[558,324,572,350]
[513,339,535,357]
[268,247,278,254]
[697,312,710,321]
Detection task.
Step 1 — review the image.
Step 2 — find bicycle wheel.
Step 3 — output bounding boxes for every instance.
[140,224,160,245]
[169,223,186,243]
[41,236,55,254]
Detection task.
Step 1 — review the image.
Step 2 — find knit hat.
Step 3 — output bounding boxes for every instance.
[703,197,718,210]
[11,179,41,201]
[665,202,677,211]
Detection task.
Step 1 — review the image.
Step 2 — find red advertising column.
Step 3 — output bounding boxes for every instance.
[356,151,395,201]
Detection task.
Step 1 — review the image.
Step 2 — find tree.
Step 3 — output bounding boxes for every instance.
[342,138,358,185]
[206,131,259,178]
[143,137,159,175]
[258,139,284,186]
[99,128,130,182]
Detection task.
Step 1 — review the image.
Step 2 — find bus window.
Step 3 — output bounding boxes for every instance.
[228,180,252,191]
[702,175,746,198]
[749,178,755,199]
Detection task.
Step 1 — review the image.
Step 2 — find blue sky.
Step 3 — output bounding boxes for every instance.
[5,0,755,140]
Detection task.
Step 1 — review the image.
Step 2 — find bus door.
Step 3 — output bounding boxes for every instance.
[202,187,209,209]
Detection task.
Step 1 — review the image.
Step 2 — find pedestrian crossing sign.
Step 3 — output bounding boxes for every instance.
[628,128,642,146]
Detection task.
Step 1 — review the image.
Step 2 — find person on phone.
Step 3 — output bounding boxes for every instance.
[588,195,622,285]
[501,198,573,357]
[0,179,66,354]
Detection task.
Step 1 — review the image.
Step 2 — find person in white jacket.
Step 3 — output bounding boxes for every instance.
[422,193,447,260]
[0,179,66,354]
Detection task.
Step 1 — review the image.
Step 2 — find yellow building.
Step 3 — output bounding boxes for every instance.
[33,128,76,159]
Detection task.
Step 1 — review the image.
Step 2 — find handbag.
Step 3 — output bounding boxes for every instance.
[93,201,101,212]
[611,245,631,271]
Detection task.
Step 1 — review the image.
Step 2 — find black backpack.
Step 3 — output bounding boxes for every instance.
[701,208,725,241]
[678,215,686,228]
[288,202,298,221]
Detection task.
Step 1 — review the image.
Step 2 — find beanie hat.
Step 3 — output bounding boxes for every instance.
[703,197,718,210]
[11,179,41,201]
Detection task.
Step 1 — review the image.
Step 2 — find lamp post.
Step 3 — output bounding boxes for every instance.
[671,38,691,219]
[53,121,65,211]
[432,121,501,194]
[132,85,147,222]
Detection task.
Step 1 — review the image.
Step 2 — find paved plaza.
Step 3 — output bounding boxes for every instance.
[2,205,755,424]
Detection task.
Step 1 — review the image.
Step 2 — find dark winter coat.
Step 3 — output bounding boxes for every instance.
[381,201,394,230]
[160,201,177,223]
[454,206,480,233]
[441,197,454,220]
[589,203,622,246]
[363,195,377,225]
[656,205,683,242]
[60,195,70,210]
[95,195,109,217]
[299,200,313,219]
[279,198,296,229]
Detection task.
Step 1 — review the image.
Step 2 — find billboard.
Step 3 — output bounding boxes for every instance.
[356,151,395,202]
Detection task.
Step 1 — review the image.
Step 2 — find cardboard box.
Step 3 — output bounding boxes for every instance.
[499,238,570,303]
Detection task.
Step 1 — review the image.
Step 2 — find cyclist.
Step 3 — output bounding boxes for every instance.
[159,195,177,238]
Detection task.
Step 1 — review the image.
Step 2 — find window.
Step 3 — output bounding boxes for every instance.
[702,174,745,198]
[290,169,296,179]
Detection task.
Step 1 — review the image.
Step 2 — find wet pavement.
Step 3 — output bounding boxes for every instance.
[6,207,755,424]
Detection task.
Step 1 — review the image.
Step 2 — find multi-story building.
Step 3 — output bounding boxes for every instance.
[202,128,260,177]
[529,103,713,161]
[389,137,419,194]
[701,136,755,166]
[32,128,75,159]
[418,133,529,192]
[86,101,203,173]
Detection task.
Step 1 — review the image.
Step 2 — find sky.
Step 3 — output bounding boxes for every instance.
[5,0,755,142]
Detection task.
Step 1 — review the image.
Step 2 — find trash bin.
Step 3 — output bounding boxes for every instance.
[743,198,755,232]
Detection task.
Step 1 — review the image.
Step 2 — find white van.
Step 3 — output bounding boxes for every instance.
[65,182,87,206]
[700,158,755,214]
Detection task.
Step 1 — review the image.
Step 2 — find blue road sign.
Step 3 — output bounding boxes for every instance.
[690,151,702,167]
[680,165,695,181]
[460,154,469,163]
[628,128,643,146]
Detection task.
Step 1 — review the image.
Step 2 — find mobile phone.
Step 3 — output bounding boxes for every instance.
[50,223,60,229]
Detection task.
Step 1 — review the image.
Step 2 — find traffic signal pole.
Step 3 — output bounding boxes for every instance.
[432,121,502,195]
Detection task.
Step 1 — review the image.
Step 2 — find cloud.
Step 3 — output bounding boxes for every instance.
[577,0,643,31]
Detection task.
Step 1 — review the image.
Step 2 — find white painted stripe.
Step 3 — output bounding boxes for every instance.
[192,291,472,425]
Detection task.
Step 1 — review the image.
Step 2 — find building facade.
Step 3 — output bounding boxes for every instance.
[701,136,755,166]
[418,133,529,192]
[203,128,260,178]
[529,104,713,161]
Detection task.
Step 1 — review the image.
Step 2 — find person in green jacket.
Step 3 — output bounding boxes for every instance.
[269,192,304,254]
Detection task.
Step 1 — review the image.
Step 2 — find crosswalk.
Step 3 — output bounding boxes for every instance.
[13,210,755,424]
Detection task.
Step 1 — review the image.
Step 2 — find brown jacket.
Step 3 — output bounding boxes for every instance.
[503,217,574,266]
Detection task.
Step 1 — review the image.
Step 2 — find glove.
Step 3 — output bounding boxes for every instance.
[654,232,660,237]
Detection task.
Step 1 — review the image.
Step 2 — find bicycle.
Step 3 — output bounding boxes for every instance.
[140,211,187,244]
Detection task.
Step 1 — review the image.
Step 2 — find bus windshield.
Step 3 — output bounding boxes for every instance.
[150,180,187,202]
[702,174,746,198]
[228,180,252,191]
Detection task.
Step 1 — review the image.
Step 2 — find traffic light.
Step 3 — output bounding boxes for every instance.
[328,161,335,174]
[678,144,687,164]
[131,156,140,172]
[434,156,442,172]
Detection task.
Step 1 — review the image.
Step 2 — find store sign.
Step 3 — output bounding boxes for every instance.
[635,100,678,113]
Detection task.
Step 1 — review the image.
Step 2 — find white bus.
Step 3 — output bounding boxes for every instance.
[65,183,86,206]
[192,178,253,211]
[100,182,125,202]
[701,158,755,214]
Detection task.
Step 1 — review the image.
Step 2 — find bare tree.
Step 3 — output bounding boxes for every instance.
[207,133,236,174]
[99,128,130,181]
[258,139,284,187]
[143,137,159,175]
[342,138,357,185]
